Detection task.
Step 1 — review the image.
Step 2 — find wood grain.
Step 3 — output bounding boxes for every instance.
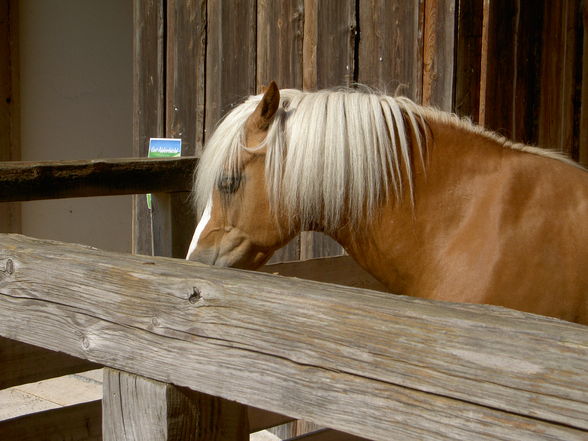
[0,400,101,441]
[422,0,456,110]
[0,157,196,202]
[0,336,98,389]
[205,0,257,140]
[358,0,424,101]
[0,234,587,440]
[103,369,248,441]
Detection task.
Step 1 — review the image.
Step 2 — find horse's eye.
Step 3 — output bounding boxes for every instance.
[217,175,241,194]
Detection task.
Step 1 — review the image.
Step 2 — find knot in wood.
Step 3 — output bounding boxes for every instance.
[2,258,14,275]
[189,287,202,304]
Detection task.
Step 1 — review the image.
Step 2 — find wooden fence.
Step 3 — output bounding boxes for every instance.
[0,232,587,441]
[0,158,587,441]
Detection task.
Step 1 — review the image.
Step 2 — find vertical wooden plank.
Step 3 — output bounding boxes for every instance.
[167,0,206,157]
[358,0,424,101]
[205,0,257,140]
[483,0,544,144]
[132,0,165,256]
[0,0,20,234]
[103,369,249,441]
[258,0,305,263]
[538,0,581,157]
[580,0,588,166]
[300,0,355,260]
[314,0,357,90]
[422,0,457,111]
[257,0,305,89]
[483,0,519,138]
[454,0,484,122]
[165,0,206,259]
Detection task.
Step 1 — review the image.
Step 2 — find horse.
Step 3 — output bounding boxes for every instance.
[186,81,588,325]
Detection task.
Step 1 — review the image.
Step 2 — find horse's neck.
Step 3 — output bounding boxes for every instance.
[330,119,522,295]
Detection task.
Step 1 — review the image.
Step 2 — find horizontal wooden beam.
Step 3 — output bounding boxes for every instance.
[260,255,387,292]
[0,395,291,440]
[0,337,99,389]
[288,428,369,441]
[0,157,197,202]
[0,234,587,440]
[0,400,102,441]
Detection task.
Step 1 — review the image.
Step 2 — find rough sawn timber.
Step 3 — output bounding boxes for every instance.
[0,234,587,440]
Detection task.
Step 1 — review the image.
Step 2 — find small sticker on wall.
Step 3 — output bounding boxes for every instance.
[146,138,181,209]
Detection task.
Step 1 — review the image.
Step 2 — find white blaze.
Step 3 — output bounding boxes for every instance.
[186,196,212,259]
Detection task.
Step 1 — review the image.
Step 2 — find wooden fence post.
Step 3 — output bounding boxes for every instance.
[103,369,249,441]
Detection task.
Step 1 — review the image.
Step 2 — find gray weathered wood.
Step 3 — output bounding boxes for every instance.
[0,234,587,441]
[0,400,101,441]
[0,336,98,389]
[0,157,196,202]
[103,368,248,441]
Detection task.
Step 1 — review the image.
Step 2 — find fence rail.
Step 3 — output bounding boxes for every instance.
[0,233,587,440]
[0,157,196,202]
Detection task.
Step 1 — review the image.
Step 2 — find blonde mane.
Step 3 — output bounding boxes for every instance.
[194,88,578,232]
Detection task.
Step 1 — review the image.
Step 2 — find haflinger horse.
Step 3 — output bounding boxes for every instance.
[187,81,588,325]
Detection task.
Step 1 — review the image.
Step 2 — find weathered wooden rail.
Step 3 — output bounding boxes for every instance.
[0,233,587,440]
[0,157,197,201]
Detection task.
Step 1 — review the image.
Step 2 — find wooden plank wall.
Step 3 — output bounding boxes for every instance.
[137,0,456,262]
[483,0,586,161]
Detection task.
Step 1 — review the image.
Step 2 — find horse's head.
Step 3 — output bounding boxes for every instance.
[186,82,296,268]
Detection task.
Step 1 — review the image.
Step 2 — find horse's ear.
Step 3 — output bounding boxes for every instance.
[248,81,280,131]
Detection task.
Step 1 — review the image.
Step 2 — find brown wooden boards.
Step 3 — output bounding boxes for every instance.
[454,0,484,122]
[358,0,424,101]
[132,0,165,256]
